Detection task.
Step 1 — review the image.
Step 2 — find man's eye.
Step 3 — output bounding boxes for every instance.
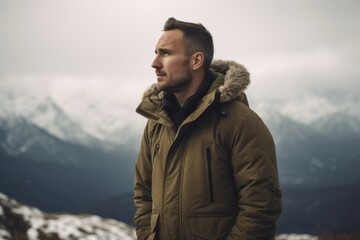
[159,51,169,56]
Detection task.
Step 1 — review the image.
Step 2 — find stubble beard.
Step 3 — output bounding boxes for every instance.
[156,62,192,93]
[164,73,192,93]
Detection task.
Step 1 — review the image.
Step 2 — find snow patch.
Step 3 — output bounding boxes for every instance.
[276,233,318,240]
[0,228,11,239]
[12,205,43,221]
[0,193,8,201]
[26,214,136,240]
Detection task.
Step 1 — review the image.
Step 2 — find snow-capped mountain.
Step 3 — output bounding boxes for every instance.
[2,85,359,154]
[253,93,360,138]
[0,114,86,164]
[1,87,360,187]
[0,90,143,151]
[0,101,136,223]
[251,96,360,186]
[0,192,136,240]
[0,92,100,148]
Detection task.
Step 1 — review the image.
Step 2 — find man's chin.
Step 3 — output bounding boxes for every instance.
[155,83,165,92]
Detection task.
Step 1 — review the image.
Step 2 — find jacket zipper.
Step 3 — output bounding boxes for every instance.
[206,147,214,202]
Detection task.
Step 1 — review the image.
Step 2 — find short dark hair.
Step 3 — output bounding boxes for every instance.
[163,17,214,70]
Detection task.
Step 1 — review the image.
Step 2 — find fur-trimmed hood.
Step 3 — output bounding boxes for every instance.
[142,59,250,103]
[211,60,250,103]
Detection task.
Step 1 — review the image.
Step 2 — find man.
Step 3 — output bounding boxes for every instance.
[134,17,282,240]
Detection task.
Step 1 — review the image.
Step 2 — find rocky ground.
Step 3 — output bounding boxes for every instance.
[0,192,136,240]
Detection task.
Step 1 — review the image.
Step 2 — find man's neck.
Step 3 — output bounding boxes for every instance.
[174,71,206,107]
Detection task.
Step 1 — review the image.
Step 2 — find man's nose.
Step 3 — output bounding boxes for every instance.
[151,56,162,69]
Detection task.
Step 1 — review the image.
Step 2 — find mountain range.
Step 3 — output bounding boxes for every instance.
[0,89,359,234]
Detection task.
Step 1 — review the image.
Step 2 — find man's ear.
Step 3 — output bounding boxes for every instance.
[191,52,204,71]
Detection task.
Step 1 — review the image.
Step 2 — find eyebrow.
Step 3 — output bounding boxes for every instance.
[155,48,172,54]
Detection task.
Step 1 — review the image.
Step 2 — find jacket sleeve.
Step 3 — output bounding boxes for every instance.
[134,121,153,240]
[226,110,282,240]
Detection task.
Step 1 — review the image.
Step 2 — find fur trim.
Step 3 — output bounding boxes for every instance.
[142,60,250,103]
[142,83,157,98]
[211,60,250,103]
[142,83,163,100]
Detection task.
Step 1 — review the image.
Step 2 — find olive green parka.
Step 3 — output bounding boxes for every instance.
[134,60,282,240]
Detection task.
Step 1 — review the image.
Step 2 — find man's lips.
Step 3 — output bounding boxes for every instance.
[155,71,166,77]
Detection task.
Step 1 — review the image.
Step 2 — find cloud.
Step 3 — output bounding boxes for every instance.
[244,44,360,101]
[1,0,359,103]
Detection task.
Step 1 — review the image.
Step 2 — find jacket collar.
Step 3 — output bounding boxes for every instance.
[162,70,215,129]
[136,60,250,123]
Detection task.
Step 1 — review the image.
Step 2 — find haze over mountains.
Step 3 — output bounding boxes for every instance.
[1,86,359,234]
[2,87,359,186]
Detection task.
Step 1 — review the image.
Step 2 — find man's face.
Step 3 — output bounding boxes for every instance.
[151,29,192,93]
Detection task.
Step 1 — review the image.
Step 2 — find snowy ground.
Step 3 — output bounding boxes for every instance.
[276,233,318,240]
[0,192,136,240]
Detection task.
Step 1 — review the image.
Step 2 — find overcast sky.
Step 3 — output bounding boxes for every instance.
[1,0,359,105]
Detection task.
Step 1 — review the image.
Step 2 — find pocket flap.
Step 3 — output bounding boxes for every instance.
[188,215,235,239]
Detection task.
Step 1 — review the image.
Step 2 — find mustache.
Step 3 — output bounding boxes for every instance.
[155,70,166,75]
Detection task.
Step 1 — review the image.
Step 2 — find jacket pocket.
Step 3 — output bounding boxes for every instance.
[206,147,214,202]
[148,212,160,240]
[188,215,235,240]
